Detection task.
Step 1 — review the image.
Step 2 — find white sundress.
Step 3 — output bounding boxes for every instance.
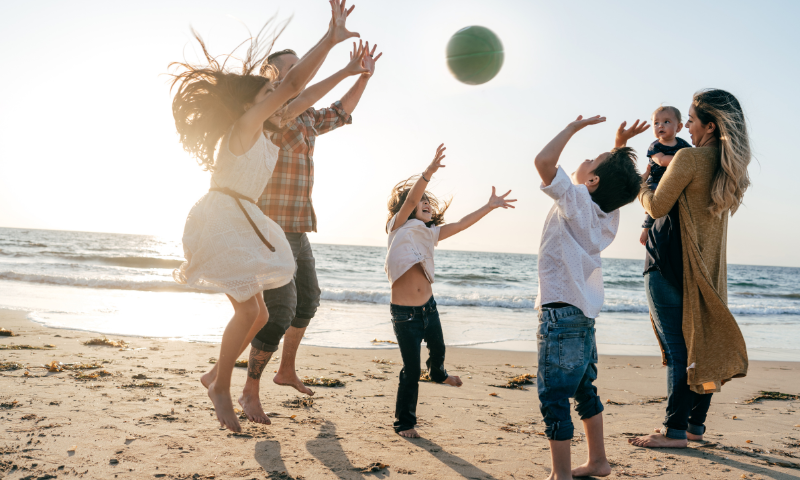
[173,132,295,302]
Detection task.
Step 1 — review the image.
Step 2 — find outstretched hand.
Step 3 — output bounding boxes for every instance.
[616,119,650,148]
[424,143,446,176]
[488,187,517,210]
[327,0,359,45]
[568,115,606,132]
[360,41,381,77]
[344,40,371,76]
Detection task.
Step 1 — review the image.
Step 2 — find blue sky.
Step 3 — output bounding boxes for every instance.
[1,0,798,266]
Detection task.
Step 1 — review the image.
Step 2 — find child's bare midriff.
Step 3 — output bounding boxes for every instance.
[390,263,433,306]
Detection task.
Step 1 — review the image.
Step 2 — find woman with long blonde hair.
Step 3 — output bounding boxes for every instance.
[630,89,752,448]
[170,0,363,433]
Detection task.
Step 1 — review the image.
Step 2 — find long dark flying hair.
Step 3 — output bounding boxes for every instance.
[169,17,289,171]
[386,176,451,233]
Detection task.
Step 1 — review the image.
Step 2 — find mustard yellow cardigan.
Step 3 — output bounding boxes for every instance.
[640,146,748,394]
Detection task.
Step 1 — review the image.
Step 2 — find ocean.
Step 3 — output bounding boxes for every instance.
[1,226,798,360]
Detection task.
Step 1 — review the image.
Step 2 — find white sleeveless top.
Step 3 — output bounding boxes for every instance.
[385,214,441,286]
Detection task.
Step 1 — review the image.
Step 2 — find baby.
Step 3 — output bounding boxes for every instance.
[639,106,692,245]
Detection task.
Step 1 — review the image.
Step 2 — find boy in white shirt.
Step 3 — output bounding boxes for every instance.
[534,115,647,479]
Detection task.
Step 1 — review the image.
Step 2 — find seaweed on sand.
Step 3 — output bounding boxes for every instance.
[490,373,537,390]
[122,381,163,388]
[371,338,397,345]
[0,362,24,371]
[282,397,314,409]
[0,328,14,336]
[83,337,128,348]
[0,344,55,350]
[63,362,104,370]
[744,391,800,404]
[0,400,19,409]
[419,371,433,382]
[359,462,389,473]
[372,358,394,365]
[302,376,345,387]
[72,370,113,380]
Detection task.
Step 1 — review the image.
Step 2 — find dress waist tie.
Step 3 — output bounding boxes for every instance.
[209,187,276,252]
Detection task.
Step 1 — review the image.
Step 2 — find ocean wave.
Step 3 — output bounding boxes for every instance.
[0,271,205,293]
[735,291,800,300]
[320,288,536,309]
[0,251,183,269]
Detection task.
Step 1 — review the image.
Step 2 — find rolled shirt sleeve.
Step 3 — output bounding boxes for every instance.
[311,100,353,135]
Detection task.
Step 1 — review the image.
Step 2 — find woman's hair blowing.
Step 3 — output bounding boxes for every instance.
[169,19,288,171]
[386,176,451,232]
[692,89,752,217]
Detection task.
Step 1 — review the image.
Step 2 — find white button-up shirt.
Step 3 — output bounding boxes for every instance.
[385,214,441,286]
[535,166,620,318]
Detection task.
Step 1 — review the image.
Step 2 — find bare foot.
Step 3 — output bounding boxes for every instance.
[398,428,420,438]
[200,365,217,389]
[207,382,241,433]
[654,427,703,441]
[273,370,314,396]
[572,459,611,478]
[628,433,687,448]
[443,375,463,387]
[238,390,271,425]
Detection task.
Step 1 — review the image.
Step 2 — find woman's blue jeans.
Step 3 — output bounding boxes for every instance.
[645,270,712,439]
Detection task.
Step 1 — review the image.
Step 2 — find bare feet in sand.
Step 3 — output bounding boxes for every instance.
[572,459,611,478]
[398,428,420,438]
[654,427,703,441]
[628,433,687,448]
[443,375,463,387]
[273,370,314,396]
[238,391,271,425]
[207,382,241,432]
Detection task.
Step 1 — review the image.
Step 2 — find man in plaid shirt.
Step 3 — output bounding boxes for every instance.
[239,42,381,423]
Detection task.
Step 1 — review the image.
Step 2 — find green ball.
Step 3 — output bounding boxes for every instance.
[446,26,504,85]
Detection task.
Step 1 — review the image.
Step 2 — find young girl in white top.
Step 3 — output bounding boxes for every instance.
[169,1,363,433]
[385,143,516,438]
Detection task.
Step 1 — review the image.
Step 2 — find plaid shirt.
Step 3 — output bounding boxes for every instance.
[259,101,352,232]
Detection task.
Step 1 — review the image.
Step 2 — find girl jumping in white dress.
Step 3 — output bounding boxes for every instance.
[170,0,365,432]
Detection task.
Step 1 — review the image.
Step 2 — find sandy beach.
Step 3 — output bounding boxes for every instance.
[1,308,799,480]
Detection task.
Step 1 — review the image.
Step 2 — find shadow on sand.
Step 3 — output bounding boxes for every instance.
[402,436,502,480]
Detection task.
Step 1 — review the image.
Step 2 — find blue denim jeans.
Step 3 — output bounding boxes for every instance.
[645,270,711,439]
[390,296,448,433]
[537,305,604,441]
[251,233,321,352]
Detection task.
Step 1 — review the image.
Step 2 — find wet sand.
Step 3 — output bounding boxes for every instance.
[1,308,799,479]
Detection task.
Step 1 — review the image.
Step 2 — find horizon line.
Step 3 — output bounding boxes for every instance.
[1,224,797,270]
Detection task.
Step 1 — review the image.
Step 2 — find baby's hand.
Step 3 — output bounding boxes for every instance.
[641,163,652,183]
[639,228,648,246]
[487,187,517,210]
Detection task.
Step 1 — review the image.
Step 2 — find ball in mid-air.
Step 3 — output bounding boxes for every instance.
[446,25,504,85]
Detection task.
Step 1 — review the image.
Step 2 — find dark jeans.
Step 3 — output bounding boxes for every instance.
[537,305,604,441]
[251,232,321,353]
[390,296,448,433]
[645,270,711,439]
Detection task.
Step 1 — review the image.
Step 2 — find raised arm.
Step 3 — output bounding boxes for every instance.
[390,144,446,233]
[615,119,650,148]
[534,115,606,186]
[231,0,359,150]
[279,40,371,121]
[640,149,695,218]
[340,41,381,114]
[438,187,516,241]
